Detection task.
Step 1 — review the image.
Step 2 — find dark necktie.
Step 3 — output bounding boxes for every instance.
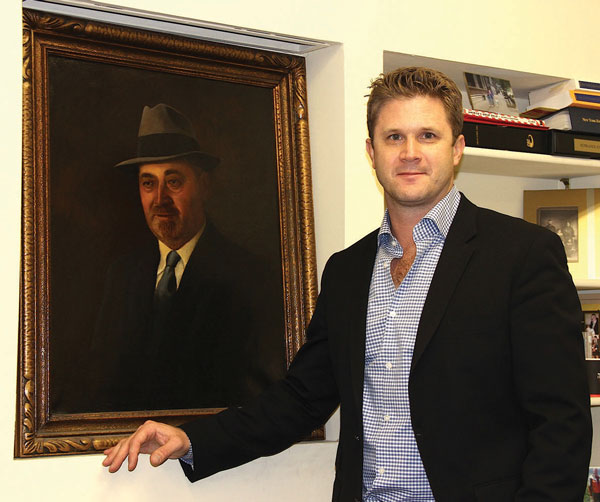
[147,250,181,399]
[155,250,181,303]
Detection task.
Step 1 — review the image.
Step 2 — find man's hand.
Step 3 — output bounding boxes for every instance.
[102,420,191,473]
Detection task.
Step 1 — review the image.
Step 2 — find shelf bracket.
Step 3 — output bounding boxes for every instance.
[560,177,570,189]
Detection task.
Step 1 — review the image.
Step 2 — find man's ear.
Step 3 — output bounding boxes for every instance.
[452,134,465,167]
[366,137,375,165]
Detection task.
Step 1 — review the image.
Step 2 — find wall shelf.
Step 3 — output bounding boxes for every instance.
[383,51,569,111]
[459,147,600,179]
[576,279,600,291]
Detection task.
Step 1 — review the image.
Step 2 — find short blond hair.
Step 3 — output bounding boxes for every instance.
[367,67,463,141]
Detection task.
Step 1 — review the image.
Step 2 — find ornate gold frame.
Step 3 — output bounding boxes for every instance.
[17,9,318,457]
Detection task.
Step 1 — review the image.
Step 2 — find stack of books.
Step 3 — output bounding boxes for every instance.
[462,109,550,154]
[522,79,600,159]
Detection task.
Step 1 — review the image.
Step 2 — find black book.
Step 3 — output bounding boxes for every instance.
[462,122,550,154]
[544,106,600,134]
[587,360,600,395]
[550,130,600,159]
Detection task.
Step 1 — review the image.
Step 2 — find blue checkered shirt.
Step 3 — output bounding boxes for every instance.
[362,187,461,501]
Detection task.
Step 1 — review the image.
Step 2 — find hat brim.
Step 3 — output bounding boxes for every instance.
[115,151,220,172]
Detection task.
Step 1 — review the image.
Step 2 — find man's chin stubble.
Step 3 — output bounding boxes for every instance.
[153,219,179,243]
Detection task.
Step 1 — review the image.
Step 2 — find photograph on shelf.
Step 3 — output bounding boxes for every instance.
[583,310,600,359]
[586,467,600,502]
[584,309,600,396]
[523,189,600,282]
[536,206,579,262]
[464,72,519,116]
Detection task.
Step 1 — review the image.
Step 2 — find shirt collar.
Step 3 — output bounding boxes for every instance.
[157,221,206,272]
[377,186,461,247]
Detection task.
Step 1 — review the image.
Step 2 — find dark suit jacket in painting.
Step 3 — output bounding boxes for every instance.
[180,195,592,502]
[62,222,286,413]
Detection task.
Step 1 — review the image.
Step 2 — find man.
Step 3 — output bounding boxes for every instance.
[78,103,285,412]
[102,68,592,500]
[543,217,557,233]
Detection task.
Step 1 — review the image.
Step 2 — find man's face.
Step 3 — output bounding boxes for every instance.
[138,160,209,250]
[366,95,465,217]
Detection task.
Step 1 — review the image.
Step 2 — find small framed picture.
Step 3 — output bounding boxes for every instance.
[537,207,579,262]
[583,311,600,360]
[586,467,600,501]
[464,71,519,116]
[523,189,600,281]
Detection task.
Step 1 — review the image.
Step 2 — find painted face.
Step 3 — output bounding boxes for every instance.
[366,95,464,217]
[138,159,209,250]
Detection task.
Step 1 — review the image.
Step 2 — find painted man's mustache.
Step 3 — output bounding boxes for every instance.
[151,205,179,216]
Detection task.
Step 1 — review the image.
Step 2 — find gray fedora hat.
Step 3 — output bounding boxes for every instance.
[115,103,219,170]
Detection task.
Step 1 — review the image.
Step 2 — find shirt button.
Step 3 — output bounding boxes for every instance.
[389,311,396,317]
[378,467,385,475]
[385,362,392,369]
[391,241,397,247]
[384,414,390,422]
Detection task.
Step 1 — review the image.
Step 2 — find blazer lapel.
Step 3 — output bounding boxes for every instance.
[347,231,379,411]
[411,195,478,371]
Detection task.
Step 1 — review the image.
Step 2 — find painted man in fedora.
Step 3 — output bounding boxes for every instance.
[76,104,285,412]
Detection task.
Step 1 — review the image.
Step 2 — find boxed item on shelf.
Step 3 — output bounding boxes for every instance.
[528,79,600,112]
[587,360,600,396]
[462,121,550,154]
[550,130,600,159]
[462,108,550,154]
[543,106,600,134]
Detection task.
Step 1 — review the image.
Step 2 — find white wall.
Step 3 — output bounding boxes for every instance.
[3,1,600,500]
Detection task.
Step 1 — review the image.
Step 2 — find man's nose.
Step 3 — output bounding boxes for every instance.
[155,181,172,205]
[400,136,421,161]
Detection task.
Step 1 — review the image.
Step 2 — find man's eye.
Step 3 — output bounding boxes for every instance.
[422,132,436,140]
[388,134,402,141]
[167,178,183,189]
[140,180,154,189]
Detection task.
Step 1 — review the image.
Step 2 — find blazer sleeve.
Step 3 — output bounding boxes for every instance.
[510,228,592,500]
[179,258,341,482]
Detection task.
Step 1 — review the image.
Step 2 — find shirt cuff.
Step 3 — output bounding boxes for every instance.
[180,443,194,468]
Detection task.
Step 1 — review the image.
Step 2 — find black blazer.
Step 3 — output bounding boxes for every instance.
[181,196,592,501]
[62,223,285,412]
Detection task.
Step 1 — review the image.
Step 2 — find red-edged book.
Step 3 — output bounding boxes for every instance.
[462,109,550,154]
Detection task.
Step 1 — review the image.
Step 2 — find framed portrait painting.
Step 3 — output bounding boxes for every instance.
[17,9,319,457]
